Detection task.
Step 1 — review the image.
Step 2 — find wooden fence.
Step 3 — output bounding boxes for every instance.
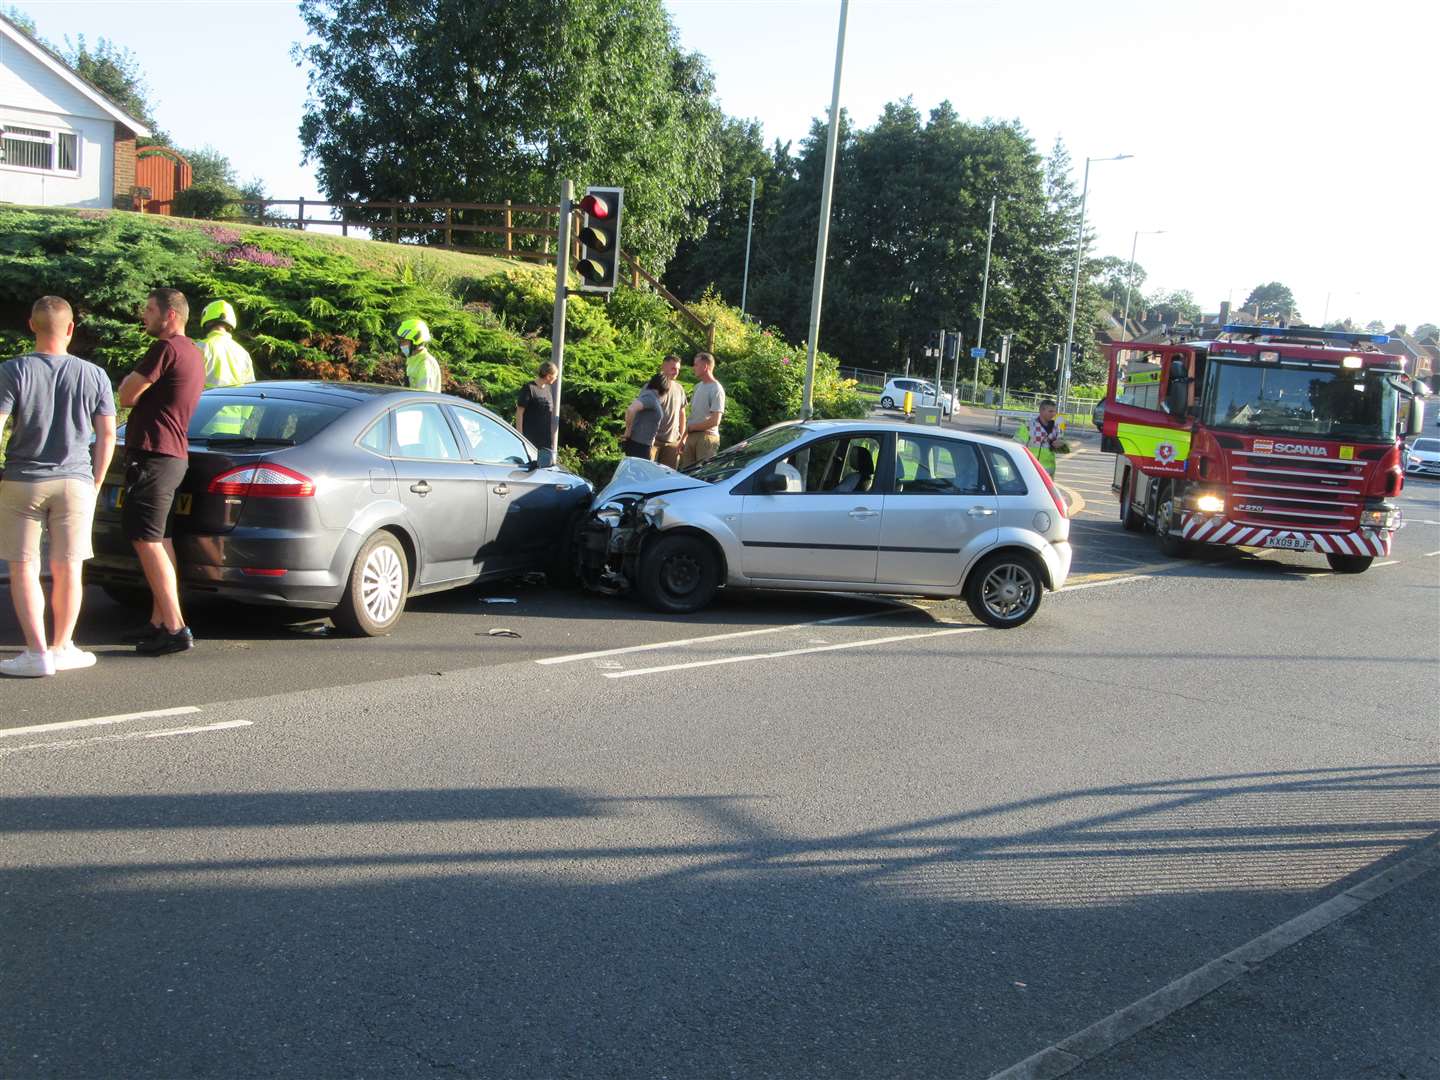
[234,198,716,351]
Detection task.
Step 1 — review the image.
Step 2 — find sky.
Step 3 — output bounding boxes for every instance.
[11,0,1437,331]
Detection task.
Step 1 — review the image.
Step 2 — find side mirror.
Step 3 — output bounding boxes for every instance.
[757,471,788,494]
[1164,359,1188,416]
[1408,396,1425,435]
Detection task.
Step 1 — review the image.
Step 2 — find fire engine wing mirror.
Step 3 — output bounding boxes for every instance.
[1163,358,1188,416]
[1408,395,1425,434]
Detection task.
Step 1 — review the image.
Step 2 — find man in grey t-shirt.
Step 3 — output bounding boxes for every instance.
[681,351,725,469]
[0,296,117,677]
[652,354,688,469]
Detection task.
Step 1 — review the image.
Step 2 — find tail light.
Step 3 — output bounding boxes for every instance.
[207,463,315,498]
[1020,447,1067,519]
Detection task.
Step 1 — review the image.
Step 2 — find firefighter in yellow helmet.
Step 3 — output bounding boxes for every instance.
[199,300,255,436]
[396,317,442,392]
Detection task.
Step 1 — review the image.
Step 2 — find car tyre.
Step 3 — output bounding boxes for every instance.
[1326,553,1373,574]
[879,396,895,409]
[332,531,408,636]
[965,551,1043,629]
[637,532,720,614]
[1119,470,1144,532]
[101,583,152,610]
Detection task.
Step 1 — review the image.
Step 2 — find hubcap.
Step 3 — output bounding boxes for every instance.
[981,563,1035,620]
[361,544,404,624]
[661,552,701,596]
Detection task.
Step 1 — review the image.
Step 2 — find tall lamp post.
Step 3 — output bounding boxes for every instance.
[1120,228,1165,339]
[1062,152,1132,411]
[801,0,850,419]
[972,193,997,403]
[740,175,757,317]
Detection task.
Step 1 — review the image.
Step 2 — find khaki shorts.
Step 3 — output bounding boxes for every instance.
[0,478,97,562]
[680,431,720,469]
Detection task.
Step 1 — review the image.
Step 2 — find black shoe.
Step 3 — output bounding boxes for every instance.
[136,626,194,656]
[122,622,163,644]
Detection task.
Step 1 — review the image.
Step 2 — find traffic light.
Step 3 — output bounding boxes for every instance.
[575,186,624,294]
[944,334,959,363]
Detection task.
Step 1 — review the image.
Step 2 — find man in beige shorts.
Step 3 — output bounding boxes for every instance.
[680,352,726,468]
[0,297,117,677]
[652,354,688,469]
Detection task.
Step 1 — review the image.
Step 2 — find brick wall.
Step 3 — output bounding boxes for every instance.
[112,124,137,209]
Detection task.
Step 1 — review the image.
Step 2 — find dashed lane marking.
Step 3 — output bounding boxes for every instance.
[0,719,252,757]
[0,705,201,740]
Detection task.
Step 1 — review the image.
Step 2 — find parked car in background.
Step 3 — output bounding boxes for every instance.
[1405,437,1440,477]
[578,420,1071,627]
[879,378,954,415]
[90,382,592,635]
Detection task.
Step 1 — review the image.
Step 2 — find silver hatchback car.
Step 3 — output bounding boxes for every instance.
[577,420,1072,627]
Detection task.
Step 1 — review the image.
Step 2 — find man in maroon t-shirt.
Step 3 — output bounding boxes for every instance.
[116,287,206,656]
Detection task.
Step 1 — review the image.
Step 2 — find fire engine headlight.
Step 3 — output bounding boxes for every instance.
[1360,505,1400,530]
[1195,494,1225,514]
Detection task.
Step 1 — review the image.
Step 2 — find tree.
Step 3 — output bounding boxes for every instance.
[1146,289,1201,325]
[62,34,162,135]
[1243,281,1299,322]
[2,5,37,35]
[295,0,722,266]
[1415,323,1439,341]
[1097,255,1146,311]
[1365,319,1386,334]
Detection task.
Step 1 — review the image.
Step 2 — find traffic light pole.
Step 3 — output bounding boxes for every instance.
[548,178,573,463]
[934,330,945,406]
[995,334,1011,431]
[801,0,849,420]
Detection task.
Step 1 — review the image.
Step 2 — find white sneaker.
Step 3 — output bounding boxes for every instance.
[50,643,98,672]
[1,649,56,678]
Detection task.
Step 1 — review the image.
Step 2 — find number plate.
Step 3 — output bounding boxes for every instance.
[112,489,192,515]
[1264,535,1312,551]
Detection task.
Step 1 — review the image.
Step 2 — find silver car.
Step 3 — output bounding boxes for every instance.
[577,420,1072,627]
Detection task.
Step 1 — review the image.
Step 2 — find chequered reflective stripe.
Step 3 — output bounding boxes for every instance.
[1179,514,1391,556]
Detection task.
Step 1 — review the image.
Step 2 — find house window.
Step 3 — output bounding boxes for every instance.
[1,124,80,175]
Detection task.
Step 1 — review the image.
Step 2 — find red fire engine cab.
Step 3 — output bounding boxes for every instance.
[1094,324,1426,573]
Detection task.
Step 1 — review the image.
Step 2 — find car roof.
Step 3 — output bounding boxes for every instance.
[794,418,1014,449]
[205,380,417,401]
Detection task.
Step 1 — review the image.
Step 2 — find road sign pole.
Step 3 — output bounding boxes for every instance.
[935,330,945,409]
[996,334,1011,431]
[548,178,573,462]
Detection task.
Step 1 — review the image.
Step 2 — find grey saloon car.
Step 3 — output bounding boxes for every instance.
[90,382,592,635]
[578,420,1072,627]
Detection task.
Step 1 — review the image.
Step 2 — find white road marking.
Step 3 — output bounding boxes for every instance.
[1425,550,1440,557]
[1373,560,1399,567]
[0,719,252,756]
[536,605,910,665]
[987,841,1440,1080]
[1056,574,1152,593]
[144,720,252,738]
[603,625,988,679]
[0,705,201,740]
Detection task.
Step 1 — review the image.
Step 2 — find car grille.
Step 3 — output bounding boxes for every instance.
[1227,450,1365,530]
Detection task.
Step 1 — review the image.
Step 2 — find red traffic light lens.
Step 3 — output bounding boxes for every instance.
[578,194,610,219]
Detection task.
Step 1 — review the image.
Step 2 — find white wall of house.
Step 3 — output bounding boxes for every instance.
[0,30,115,207]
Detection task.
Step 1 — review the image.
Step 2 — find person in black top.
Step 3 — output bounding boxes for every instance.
[514,361,557,462]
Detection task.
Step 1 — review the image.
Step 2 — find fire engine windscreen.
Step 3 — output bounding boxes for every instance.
[1202,361,1397,442]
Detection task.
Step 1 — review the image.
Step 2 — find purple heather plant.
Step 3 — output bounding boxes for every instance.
[209,243,294,269]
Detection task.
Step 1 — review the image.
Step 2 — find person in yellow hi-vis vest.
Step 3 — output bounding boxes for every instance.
[1014,398,1063,477]
[199,300,255,436]
[396,318,442,392]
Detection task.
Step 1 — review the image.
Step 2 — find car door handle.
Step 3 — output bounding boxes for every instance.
[848,507,879,519]
[409,481,432,495]
[493,483,510,497]
[967,506,997,517]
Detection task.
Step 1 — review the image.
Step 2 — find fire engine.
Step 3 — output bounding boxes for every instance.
[1094,324,1426,573]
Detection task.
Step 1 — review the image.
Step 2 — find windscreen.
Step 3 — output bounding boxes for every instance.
[1202,361,1396,442]
[685,424,807,483]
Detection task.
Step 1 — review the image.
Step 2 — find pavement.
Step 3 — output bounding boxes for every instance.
[2,424,1438,1079]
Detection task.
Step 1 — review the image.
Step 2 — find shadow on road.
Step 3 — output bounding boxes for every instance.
[3,764,1436,1078]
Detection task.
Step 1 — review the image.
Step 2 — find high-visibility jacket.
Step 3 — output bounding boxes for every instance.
[201,329,256,435]
[1015,415,1061,477]
[407,347,442,393]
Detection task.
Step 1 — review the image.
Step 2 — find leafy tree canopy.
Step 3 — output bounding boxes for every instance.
[295,0,723,266]
[1243,281,1299,321]
[1146,289,1200,325]
[62,33,162,135]
[1097,255,1145,308]
[1414,322,1438,341]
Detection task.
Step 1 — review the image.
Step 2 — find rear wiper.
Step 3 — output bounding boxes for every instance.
[199,436,297,447]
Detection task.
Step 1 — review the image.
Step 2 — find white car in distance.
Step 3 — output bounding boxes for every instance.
[879,378,953,415]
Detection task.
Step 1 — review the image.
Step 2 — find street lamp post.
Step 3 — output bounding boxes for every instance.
[801,0,850,419]
[740,175,756,318]
[1062,153,1132,412]
[972,193,996,403]
[1120,228,1165,339]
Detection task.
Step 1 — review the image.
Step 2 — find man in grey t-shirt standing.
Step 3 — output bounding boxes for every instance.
[0,296,117,677]
[681,352,725,469]
[652,354,688,469]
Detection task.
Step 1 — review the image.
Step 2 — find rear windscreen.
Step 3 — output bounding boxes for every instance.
[187,396,347,443]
